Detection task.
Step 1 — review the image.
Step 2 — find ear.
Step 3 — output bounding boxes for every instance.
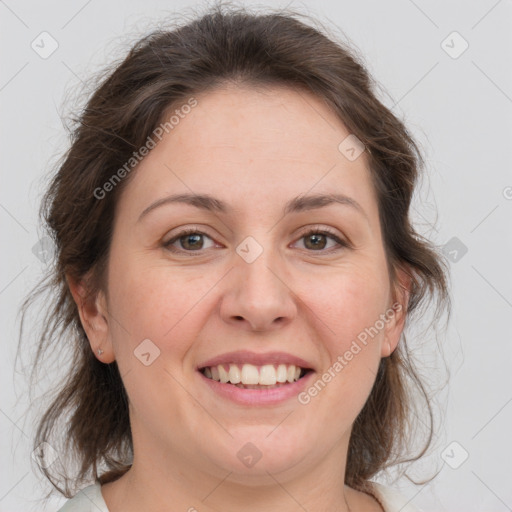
[381,266,411,358]
[66,272,116,363]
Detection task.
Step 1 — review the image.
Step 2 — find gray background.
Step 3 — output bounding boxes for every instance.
[1,0,511,511]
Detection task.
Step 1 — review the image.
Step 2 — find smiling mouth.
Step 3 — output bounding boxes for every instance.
[199,363,313,389]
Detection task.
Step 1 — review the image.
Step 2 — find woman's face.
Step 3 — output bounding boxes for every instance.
[80,85,408,484]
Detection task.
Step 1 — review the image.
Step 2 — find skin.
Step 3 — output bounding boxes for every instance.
[69,84,410,512]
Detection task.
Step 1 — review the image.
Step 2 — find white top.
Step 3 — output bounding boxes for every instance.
[56,481,422,511]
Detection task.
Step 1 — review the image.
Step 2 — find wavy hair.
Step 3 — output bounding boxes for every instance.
[19,2,450,498]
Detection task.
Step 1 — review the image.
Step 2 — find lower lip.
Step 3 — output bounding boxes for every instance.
[198,370,315,405]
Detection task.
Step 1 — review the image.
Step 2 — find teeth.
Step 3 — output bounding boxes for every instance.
[218,365,229,383]
[260,365,277,385]
[276,364,288,383]
[241,364,259,385]
[287,365,295,383]
[202,363,306,385]
[228,364,241,384]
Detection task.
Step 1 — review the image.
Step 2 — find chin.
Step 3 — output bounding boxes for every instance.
[205,428,311,480]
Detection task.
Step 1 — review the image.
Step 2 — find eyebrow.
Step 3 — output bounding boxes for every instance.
[137,192,369,223]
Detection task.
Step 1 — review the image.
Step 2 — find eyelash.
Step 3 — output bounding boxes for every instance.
[163,226,349,255]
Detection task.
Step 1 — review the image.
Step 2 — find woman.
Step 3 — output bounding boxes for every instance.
[24,4,450,511]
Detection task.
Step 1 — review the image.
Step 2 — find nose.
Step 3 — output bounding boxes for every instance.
[219,247,298,332]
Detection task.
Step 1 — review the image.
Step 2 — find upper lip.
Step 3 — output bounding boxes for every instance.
[197,350,315,371]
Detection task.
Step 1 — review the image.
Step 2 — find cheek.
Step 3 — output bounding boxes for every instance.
[107,260,217,356]
[105,264,209,415]
[300,271,388,418]
[308,263,390,349]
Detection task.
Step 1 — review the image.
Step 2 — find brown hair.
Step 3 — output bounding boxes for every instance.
[20,1,450,499]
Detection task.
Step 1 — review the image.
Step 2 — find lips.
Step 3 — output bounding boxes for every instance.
[198,364,316,405]
[196,350,315,371]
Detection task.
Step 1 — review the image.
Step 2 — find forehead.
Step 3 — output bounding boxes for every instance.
[172,84,353,161]
[116,84,378,224]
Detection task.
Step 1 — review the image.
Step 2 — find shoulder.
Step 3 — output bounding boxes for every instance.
[56,482,109,512]
[368,481,424,512]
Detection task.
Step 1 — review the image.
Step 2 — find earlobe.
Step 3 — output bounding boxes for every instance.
[381,305,405,358]
[381,339,393,358]
[381,267,412,358]
[66,273,115,363]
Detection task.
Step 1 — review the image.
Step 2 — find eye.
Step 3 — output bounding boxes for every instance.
[163,228,217,254]
[163,226,349,255]
[293,226,348,253]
